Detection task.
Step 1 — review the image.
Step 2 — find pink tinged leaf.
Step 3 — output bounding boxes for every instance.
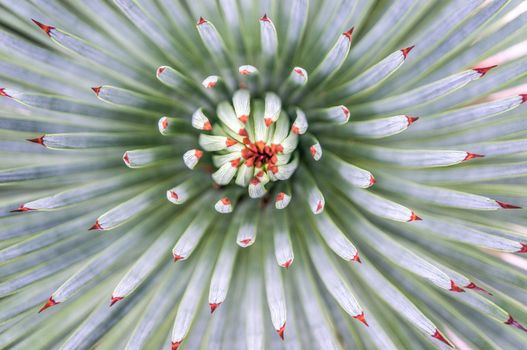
[353,312,369,327]
[89,220,103,231]
[277,323,286,340]
[110,296,123,307]
[449,280,465,293]
[473,65,497,77]
[400,45,415,59]
[31,19,55,36]
[432,329,453,348]
[505,315,527,332]
[465,282,492,295]
[210,302,221,313]
[239,238,252,246]
[463,153,485,161]
[38,297,58,313]
[495,200,522,209]
[202,76,219,89]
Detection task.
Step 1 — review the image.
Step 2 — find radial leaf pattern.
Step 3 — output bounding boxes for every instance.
[1,1,527,350]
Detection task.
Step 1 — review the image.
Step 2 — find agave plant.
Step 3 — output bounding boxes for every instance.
[1,0,527,349]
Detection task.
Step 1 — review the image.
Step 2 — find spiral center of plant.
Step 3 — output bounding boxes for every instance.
[194,89,301,199]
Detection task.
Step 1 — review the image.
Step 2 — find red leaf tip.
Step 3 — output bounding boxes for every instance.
[368,175,376,187]
[110,296,123,307]
[172,341,182,350]
[38,297,58,313]
[197,17,207,25]
[89,220,103,231]
[352,253,362,263]
[0,88,11,98]
[432,329,453,348]
[401,45,415,59]
[505,315,527,332]
[157,66,166,76]
[353,312,369,327]
[27,135,45,146]
[520,94,527,104]
[91,86,102,96]
[173,254,185,262]
[518,243,527,253]
[465,282,492,295]
[260,14,270,22]
[406,116,419,125]
[281,259,293,269]
[463,152,484,161]
[408,212,422,222]
[473,65,497,77]
[449,280,465,293]
[210,302,221,313]
[277,323,286,340]
[31,19,54,36]
[11,204,33,213]
[343,27,354,40]
[496,200,521,209]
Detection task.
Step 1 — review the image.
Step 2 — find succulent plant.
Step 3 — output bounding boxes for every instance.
[1,0,527,349]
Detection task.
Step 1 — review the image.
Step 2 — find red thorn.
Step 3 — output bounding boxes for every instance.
[38,297,58,313]
[264,118,273,127]
[260,14,270,22]
[473,65,497,77]
[210,302,221,313]
[203,121,212,131]
[352,253,362,263]
[123,152,130,165]
[465,282,492,295]
[197,17,207,25]
[315,200,324,213]
[240,238,252,246]
[401,45,415,59]
[157,66,166,76]
[31,19,54,36]
[353,312,369,327]
[172,341,182,350]
[27,135,45,146]
[432,329,453,348]
[495,200,521,209]
[277,323,286,340]
[161,117,168,130]
[173,254,185,262]
[520,94,527,104]
[518,243,527,253]
[281,259,293,269]
[505,315,527,332]
[10,204,34,212]
[0,88,11,98]
[294,68,305,77]
[463,152,484,161]
[449,280,465,293]
[109,296,123,307]
[343,27,354,40]
[89,220,103,231]
[408,212,422,222]
[91,86,102,96]
[239,115,248,124]
[406,116,419,125]
[368,175,376,187]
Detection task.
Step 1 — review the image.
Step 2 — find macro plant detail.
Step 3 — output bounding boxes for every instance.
[1,1,527,350]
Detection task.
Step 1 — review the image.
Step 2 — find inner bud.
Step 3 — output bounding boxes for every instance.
[197,89,299,198]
